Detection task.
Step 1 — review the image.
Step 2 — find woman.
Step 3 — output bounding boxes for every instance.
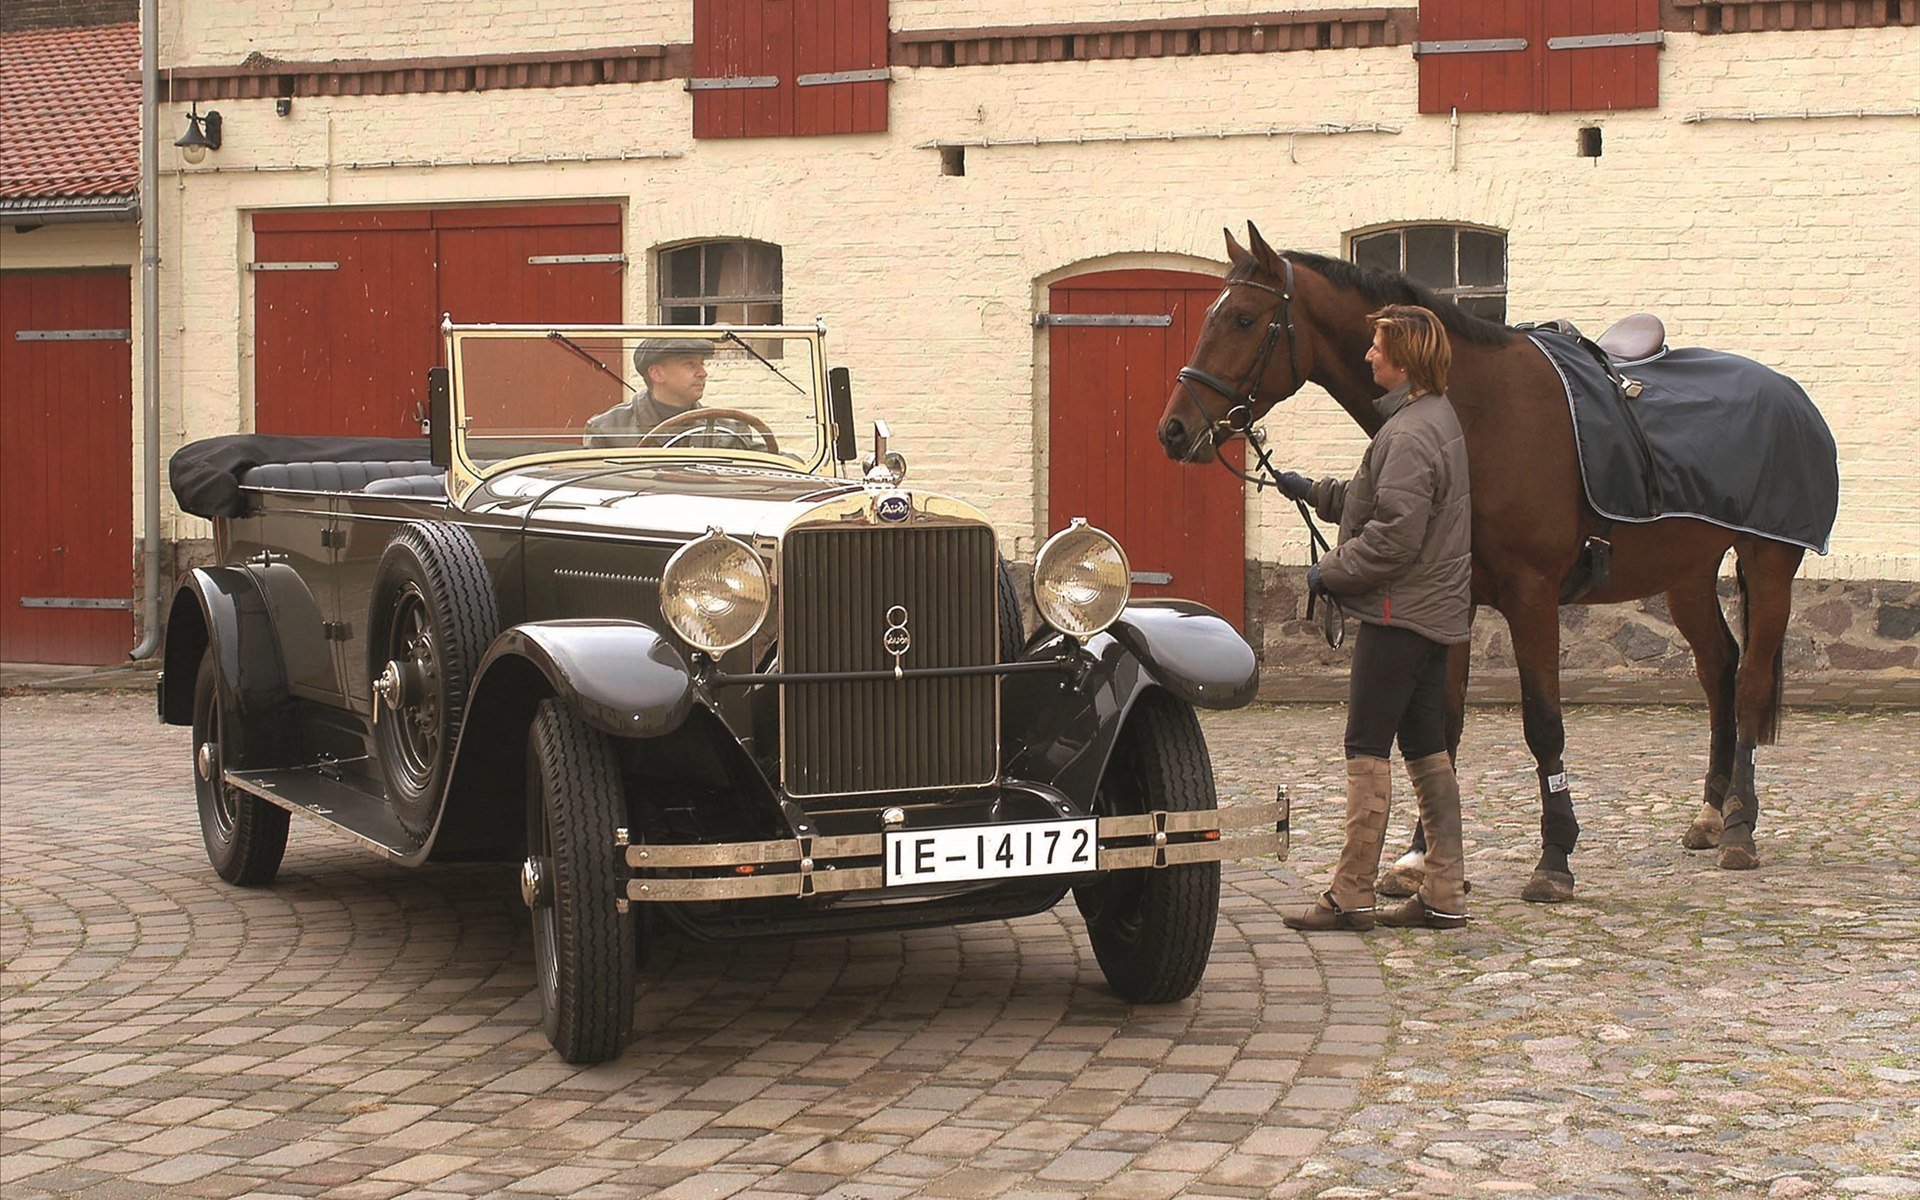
[1278,304,1474,932]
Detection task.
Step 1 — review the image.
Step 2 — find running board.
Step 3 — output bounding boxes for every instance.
[224,767,422,860]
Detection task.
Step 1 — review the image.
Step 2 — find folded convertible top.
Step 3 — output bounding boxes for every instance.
[170,434,432,518]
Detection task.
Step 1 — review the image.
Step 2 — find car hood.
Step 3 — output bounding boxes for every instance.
[465,459,866,541]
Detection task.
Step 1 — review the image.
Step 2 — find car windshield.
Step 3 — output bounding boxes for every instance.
[451,327,826,472]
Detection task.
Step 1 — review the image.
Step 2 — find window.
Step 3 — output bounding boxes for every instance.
[657,240,783,325]
[1351,225,1507,323]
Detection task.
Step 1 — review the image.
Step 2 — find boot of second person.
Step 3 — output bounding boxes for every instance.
[1377,752,1467,927]
[1284,755,1392,932]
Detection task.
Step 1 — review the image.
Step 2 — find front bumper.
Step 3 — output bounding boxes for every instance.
[624,794,1288,903]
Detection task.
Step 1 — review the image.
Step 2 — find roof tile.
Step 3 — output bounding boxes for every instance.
[0,22,140,200]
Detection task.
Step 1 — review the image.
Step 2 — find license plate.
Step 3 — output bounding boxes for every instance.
[884,818,1098,886]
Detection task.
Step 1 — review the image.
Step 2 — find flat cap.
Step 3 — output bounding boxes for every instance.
[633,335,716,372]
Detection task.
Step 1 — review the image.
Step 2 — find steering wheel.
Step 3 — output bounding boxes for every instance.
[649,407,780,454]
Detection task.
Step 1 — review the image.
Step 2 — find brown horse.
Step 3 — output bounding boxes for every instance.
[1158,224,1808,902]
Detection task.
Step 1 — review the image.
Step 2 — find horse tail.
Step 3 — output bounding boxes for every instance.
[1735,559,1787,745]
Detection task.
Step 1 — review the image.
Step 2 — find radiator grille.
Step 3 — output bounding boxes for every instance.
[781,523,999,798]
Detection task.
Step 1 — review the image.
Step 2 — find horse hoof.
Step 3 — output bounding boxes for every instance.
[1521,869,1576,904]
[1681,803,1724,850]
[1717,842,1760,871]
[1376,865,1422,897]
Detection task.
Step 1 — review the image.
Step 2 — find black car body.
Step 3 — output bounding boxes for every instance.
[160,322,1285,1062]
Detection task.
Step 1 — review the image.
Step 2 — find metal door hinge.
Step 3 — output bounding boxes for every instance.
[15,328,132,341]
[1034,313,1173,329]
[320,527,347,548]
[323,621,353,641]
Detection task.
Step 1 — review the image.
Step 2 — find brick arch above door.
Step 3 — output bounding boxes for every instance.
[1043,268,1246,629]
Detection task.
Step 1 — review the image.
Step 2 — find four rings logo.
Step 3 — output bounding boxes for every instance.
[884,605,911,674]
[875,491,911,522]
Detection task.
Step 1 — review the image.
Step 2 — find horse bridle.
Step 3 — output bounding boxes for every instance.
[1174,257,1300,448]
[1174,258,1344,646]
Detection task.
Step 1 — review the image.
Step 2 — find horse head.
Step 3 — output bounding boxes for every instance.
[1157,222,1311,464]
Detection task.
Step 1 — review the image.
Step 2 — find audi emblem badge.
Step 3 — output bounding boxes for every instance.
[884,605,911,677]
[876,491,911,523]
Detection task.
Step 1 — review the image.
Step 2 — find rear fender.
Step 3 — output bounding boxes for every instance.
[1001,601,1256,805]
[159,569,294,765]
[429,620,695,861]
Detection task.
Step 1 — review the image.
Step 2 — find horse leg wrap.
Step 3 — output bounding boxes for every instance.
[1721,742,1759,843]
[1539,770,1579,866]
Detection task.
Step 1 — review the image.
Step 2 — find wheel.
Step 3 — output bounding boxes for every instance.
[191,649,289,886]
[649,406,780,453]
[368,523,499,837]
[1073,690,1221,1003]
[525,699,635,1064]
[996,555,1025,663]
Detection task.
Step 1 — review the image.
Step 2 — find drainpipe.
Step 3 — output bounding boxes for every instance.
[130,0,163,659]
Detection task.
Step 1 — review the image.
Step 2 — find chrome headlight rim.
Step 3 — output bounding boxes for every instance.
[1033,518,1131,638]
[660,528,772,654]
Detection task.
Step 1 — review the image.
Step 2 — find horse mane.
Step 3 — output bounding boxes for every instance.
[1272,250,1516,346]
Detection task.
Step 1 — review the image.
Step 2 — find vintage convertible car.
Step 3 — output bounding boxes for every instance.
[160,321,1286,1062]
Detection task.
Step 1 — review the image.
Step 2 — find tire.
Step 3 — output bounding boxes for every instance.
[996,555,1026,664]
[1073,690,1221,1003]
[368,523,499,837]
[526,699,636,1064]
[191,649,289,886]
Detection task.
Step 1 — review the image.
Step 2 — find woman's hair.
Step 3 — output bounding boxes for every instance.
[1368,304,1451,397]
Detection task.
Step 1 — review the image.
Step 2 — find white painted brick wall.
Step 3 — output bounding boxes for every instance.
[143,22,1920,584]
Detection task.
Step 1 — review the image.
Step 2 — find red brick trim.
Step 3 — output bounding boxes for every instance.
[892,8,1414,68]
[1663,0,1920,32]
[161,44,692,102]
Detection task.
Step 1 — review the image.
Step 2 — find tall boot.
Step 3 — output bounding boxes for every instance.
[1286,755,1392,931]
[1377,753,1467,928]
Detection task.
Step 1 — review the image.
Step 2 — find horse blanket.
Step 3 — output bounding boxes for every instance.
[1526,330,1838,554]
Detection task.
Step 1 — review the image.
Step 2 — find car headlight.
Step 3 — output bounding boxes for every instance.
[1033,518,1130,637]
[660,530,770,654]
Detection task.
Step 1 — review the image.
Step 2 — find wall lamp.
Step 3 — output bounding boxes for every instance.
[174,104,222,164]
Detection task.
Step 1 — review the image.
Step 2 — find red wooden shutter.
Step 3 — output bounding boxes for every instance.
[793,0,889,135]
[694,0,888,138]
[1542,0,1660,112]
[1417,0,1535,115]
[1418,0,1659,114]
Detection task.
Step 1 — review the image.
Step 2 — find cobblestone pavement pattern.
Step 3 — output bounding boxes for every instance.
[2,693,1915,1199]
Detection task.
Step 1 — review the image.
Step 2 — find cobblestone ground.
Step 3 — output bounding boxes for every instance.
[2,692,1916,1199]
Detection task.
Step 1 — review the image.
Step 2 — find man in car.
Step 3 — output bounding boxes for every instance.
[583,336,712,448]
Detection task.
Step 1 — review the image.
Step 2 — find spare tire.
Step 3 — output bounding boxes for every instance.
[367,523,500,836]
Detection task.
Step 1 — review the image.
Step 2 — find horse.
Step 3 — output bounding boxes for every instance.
[1157,223,1811,903]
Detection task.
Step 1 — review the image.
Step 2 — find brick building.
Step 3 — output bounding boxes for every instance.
[3,0,1916,671]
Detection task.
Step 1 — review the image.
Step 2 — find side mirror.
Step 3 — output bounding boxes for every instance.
[827,367,858,462]
[427,367,451,467]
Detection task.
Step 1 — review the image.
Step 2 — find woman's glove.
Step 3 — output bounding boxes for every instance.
[1307,562,1329,597]
[1276,471,1313,502]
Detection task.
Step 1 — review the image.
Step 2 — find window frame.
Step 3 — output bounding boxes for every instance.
[1348,223,1508,322]
[655,239,784,326]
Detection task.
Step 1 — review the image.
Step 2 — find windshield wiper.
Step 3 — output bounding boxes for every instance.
[722,331,808,395]
[546,330,637,394]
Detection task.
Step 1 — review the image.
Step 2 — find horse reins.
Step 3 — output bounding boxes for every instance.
[1173,257,1341,637]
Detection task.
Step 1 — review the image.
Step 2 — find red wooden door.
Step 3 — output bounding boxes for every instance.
[1046,270,1245,628]
[253,204,622,437]
[0,270,134,664]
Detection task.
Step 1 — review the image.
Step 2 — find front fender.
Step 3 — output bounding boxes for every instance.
[429,620,695,862]
[477,620,695,738]
[1107,600,1258,710]
[1000,601,1255,807]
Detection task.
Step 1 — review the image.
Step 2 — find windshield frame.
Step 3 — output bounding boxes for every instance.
[442,320,833,500]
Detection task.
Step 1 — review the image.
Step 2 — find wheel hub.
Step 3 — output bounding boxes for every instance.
[196,741,216,781]
[520,856,552,909]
